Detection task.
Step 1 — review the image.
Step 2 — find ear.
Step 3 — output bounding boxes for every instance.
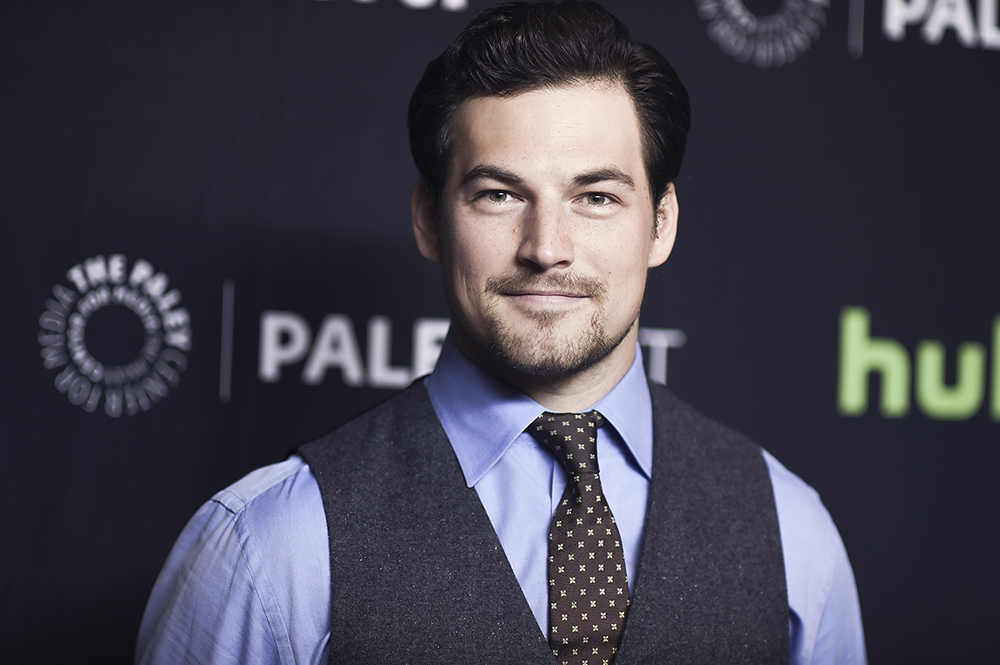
[648,183,678,268]
[411,180,441,263]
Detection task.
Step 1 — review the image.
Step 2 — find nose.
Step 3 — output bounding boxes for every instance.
[516,201,573,271]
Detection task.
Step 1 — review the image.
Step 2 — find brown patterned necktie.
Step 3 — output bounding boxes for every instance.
[530,411,630,665]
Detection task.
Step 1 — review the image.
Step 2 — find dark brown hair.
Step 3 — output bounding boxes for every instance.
[408,1,690,207]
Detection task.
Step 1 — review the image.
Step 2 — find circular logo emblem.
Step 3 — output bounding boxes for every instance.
[696,0,828,68]
[38,255,192,417]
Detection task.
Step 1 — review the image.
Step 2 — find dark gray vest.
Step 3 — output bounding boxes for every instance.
[298,381,788,664]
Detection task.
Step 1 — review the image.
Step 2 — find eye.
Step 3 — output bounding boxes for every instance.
[583,193,613,206]
[484,191,511,204]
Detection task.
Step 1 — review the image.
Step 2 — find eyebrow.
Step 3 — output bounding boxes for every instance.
[459,164,636,190]
[459,165,524,188]
[572,167,636,190]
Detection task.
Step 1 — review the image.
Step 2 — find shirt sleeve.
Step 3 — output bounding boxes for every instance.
[763,450,868,665]
[135,458,331,665]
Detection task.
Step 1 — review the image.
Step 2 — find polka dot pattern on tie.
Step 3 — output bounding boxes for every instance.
[530,411,630,665]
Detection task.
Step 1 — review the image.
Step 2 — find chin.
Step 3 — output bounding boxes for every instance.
[486,321,633,380]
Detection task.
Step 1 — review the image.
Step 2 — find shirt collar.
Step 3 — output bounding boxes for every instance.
[425,335,654,487]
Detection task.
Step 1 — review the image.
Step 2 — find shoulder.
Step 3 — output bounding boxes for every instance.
[760,448,844,582]
[137,457,330,665]
[212,456,318,515]
[647,384,833,540]
[647,382,758,448]
[760,449,837,555]
[646,382,767,480]
[301,382,434,456]
[212,457,329,565]
[762,450,866,663]
[649,383,851,594]
[299,382,453,488]
[647,384,865,661]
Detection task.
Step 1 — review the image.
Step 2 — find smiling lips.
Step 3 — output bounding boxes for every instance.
[486,271,606,305]
[507,290,587,307]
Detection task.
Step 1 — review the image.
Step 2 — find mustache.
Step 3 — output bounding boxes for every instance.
[486,271,606,298]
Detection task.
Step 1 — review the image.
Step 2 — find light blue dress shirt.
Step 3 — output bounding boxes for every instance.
[137,338,866,665]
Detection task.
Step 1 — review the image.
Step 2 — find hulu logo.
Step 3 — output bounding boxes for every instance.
[838,307,1000,421]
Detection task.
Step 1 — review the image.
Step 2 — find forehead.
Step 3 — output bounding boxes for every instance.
[447,82,646,188]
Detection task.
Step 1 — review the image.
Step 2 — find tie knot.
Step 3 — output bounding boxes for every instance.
[530,410,605,477]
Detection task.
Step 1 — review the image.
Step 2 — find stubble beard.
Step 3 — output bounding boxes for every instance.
[466,270,637,379]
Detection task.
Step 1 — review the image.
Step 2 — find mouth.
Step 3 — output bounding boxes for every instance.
[488,272,603,298]
[505,287,587,298]
[485,272,605,316]
[505,291,588,307]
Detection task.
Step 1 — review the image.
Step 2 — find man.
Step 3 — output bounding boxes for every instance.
[137,2,865,664]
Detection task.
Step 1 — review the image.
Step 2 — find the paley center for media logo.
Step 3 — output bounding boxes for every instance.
[38,254,192,417]
[696,0,829,67]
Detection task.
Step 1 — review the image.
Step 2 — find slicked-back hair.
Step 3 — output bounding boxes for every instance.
[408,0,690,210]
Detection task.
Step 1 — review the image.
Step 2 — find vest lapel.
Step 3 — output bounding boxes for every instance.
[614,383,789,664]
[301,382,554,664]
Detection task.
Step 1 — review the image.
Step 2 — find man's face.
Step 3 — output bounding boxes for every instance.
[414,82,676,383]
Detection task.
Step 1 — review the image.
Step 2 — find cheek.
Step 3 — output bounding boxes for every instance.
[600,243,652,306]
[449,224,507,278]
[441,233,495,311]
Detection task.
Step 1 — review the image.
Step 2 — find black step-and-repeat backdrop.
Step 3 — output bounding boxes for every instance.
[3,1,998,662]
